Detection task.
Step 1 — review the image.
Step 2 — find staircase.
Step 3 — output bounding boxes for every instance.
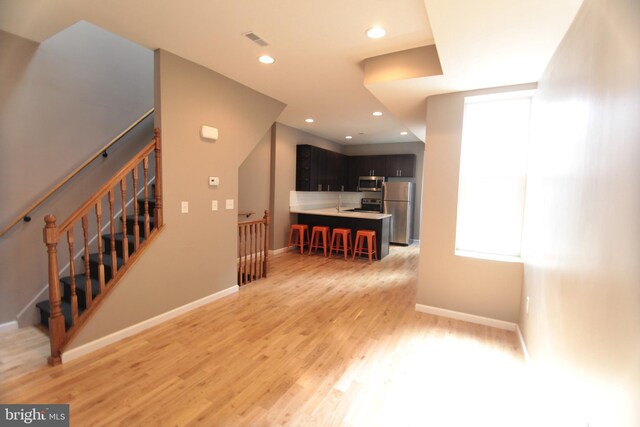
[36,129,163,365]
[36,197,156,330]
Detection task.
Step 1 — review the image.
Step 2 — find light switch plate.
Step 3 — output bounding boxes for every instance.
[212,200,218,211]
[208,176,219,186]
[181,201,189,213]
[225,199,234,210]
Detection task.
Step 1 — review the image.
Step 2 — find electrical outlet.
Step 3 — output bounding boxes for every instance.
[181,201,189,213]
[212,200,218,211]
[225,199,234,210]
[526,296,530,314]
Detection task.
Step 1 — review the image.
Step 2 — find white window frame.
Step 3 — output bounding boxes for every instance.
[454,90,535,262]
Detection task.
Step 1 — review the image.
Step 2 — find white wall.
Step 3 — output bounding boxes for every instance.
[520,0,640,425]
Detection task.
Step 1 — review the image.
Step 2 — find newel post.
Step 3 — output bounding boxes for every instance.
[263,210,270,277]
[43,215,64,365]
[153,128,163,228]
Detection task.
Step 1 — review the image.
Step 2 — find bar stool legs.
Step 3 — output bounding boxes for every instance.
[309,226,330,256]
[288,224,309,254]
[353,230,377,264]
[329,228,353,260]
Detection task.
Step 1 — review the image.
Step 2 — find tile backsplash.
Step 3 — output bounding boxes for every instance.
[290,191,379,210]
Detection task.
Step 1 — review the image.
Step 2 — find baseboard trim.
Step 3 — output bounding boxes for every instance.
[414,303,517,331]
[270,247,289,256]
[62,284,239,363]
[516,324,530,364]
[0,321,18,334]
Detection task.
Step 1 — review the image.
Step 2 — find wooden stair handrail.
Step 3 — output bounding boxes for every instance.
[0,108,154,238]
[43,129,163,365]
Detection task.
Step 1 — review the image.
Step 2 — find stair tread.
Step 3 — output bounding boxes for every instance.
[86,253,124,267]
[36,299,77,329]
[60,274,101,295]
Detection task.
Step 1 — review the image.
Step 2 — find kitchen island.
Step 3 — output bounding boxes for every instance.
[290,207,391,259]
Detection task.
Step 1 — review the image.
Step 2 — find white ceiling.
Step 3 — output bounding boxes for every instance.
[0,0,583,145]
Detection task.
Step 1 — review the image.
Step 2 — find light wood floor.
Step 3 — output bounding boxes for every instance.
[0,245,527,426]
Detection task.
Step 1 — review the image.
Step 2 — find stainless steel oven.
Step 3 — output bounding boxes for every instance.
[357,176,384,192]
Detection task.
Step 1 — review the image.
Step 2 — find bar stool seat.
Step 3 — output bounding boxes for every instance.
[288,224,309,254]
[329,228,353,260]
[353,230,377,264]
[309,226,330,256]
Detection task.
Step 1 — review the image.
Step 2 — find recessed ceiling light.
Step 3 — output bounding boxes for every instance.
[258,55,275,64]
[372,111,383,117]
[400,131,408,135]
[345,136,353,140]
[366,26,386,39]
[305,118,314,123]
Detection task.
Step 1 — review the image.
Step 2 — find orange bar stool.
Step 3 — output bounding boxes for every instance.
[288,224,309,254]
[329,228,353,260]
[308,225,330,256]
[353,230,377,264]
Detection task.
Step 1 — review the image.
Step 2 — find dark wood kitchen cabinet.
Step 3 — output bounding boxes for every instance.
[385,154,416,177]
[296,145,348,191]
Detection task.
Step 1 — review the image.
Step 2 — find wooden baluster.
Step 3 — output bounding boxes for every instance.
[143,156,150,238]
[247,224,252,283]
[263,210,270,277]
[253,223,258,281]
[95,201,106,293]
[237,224,242,285]
[153,128,163,228]
[120,178,129,262]
[67,227,78,325]
[259,222,263,278]
[108,190,118,277]
[43,215,64,365]
[244,223,248,284]
[131,167,140,250]
[248,224,254,283]
[82,215,92,307]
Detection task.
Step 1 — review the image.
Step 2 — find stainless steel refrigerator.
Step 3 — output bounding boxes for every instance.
[383,182,414,245]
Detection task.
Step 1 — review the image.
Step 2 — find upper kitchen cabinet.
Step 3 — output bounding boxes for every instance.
[296,145,348,191]
[385,154,416,177]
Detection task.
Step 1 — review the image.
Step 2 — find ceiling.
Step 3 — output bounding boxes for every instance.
[0,0,583,145]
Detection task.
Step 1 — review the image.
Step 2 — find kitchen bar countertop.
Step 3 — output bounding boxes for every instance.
[289,207,391,220]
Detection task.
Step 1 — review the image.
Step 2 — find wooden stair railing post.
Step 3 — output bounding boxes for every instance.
[263,209,270,277]
[153,128,163,228]
[43,215,64,365]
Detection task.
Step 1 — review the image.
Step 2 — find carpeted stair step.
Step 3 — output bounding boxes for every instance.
[60,275,102,310]
[136,197,156,214]
[102,232,147,258]
[36,299,78,330]
[125,215,156,235]
[85,253,124,283]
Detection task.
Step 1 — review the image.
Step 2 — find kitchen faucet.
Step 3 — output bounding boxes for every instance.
[336,194,342,212]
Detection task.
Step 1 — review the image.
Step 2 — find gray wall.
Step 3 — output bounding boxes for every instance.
[520,0,640,424]
[0,22,153,326]
[68,49,285,348]
[342,141,425,240]
[238,128,272,222]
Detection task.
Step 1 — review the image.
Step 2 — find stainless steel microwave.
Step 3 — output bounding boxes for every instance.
[358,176,384,192]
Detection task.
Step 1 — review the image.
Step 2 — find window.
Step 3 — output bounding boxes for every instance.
[455,90,533,259]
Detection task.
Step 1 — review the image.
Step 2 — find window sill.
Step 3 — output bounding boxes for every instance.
[454,250,523,264]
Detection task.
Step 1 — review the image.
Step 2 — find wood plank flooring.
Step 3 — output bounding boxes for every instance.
[0,245,527,426]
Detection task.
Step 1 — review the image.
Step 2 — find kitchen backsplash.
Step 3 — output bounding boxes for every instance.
[290,191,379,210]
